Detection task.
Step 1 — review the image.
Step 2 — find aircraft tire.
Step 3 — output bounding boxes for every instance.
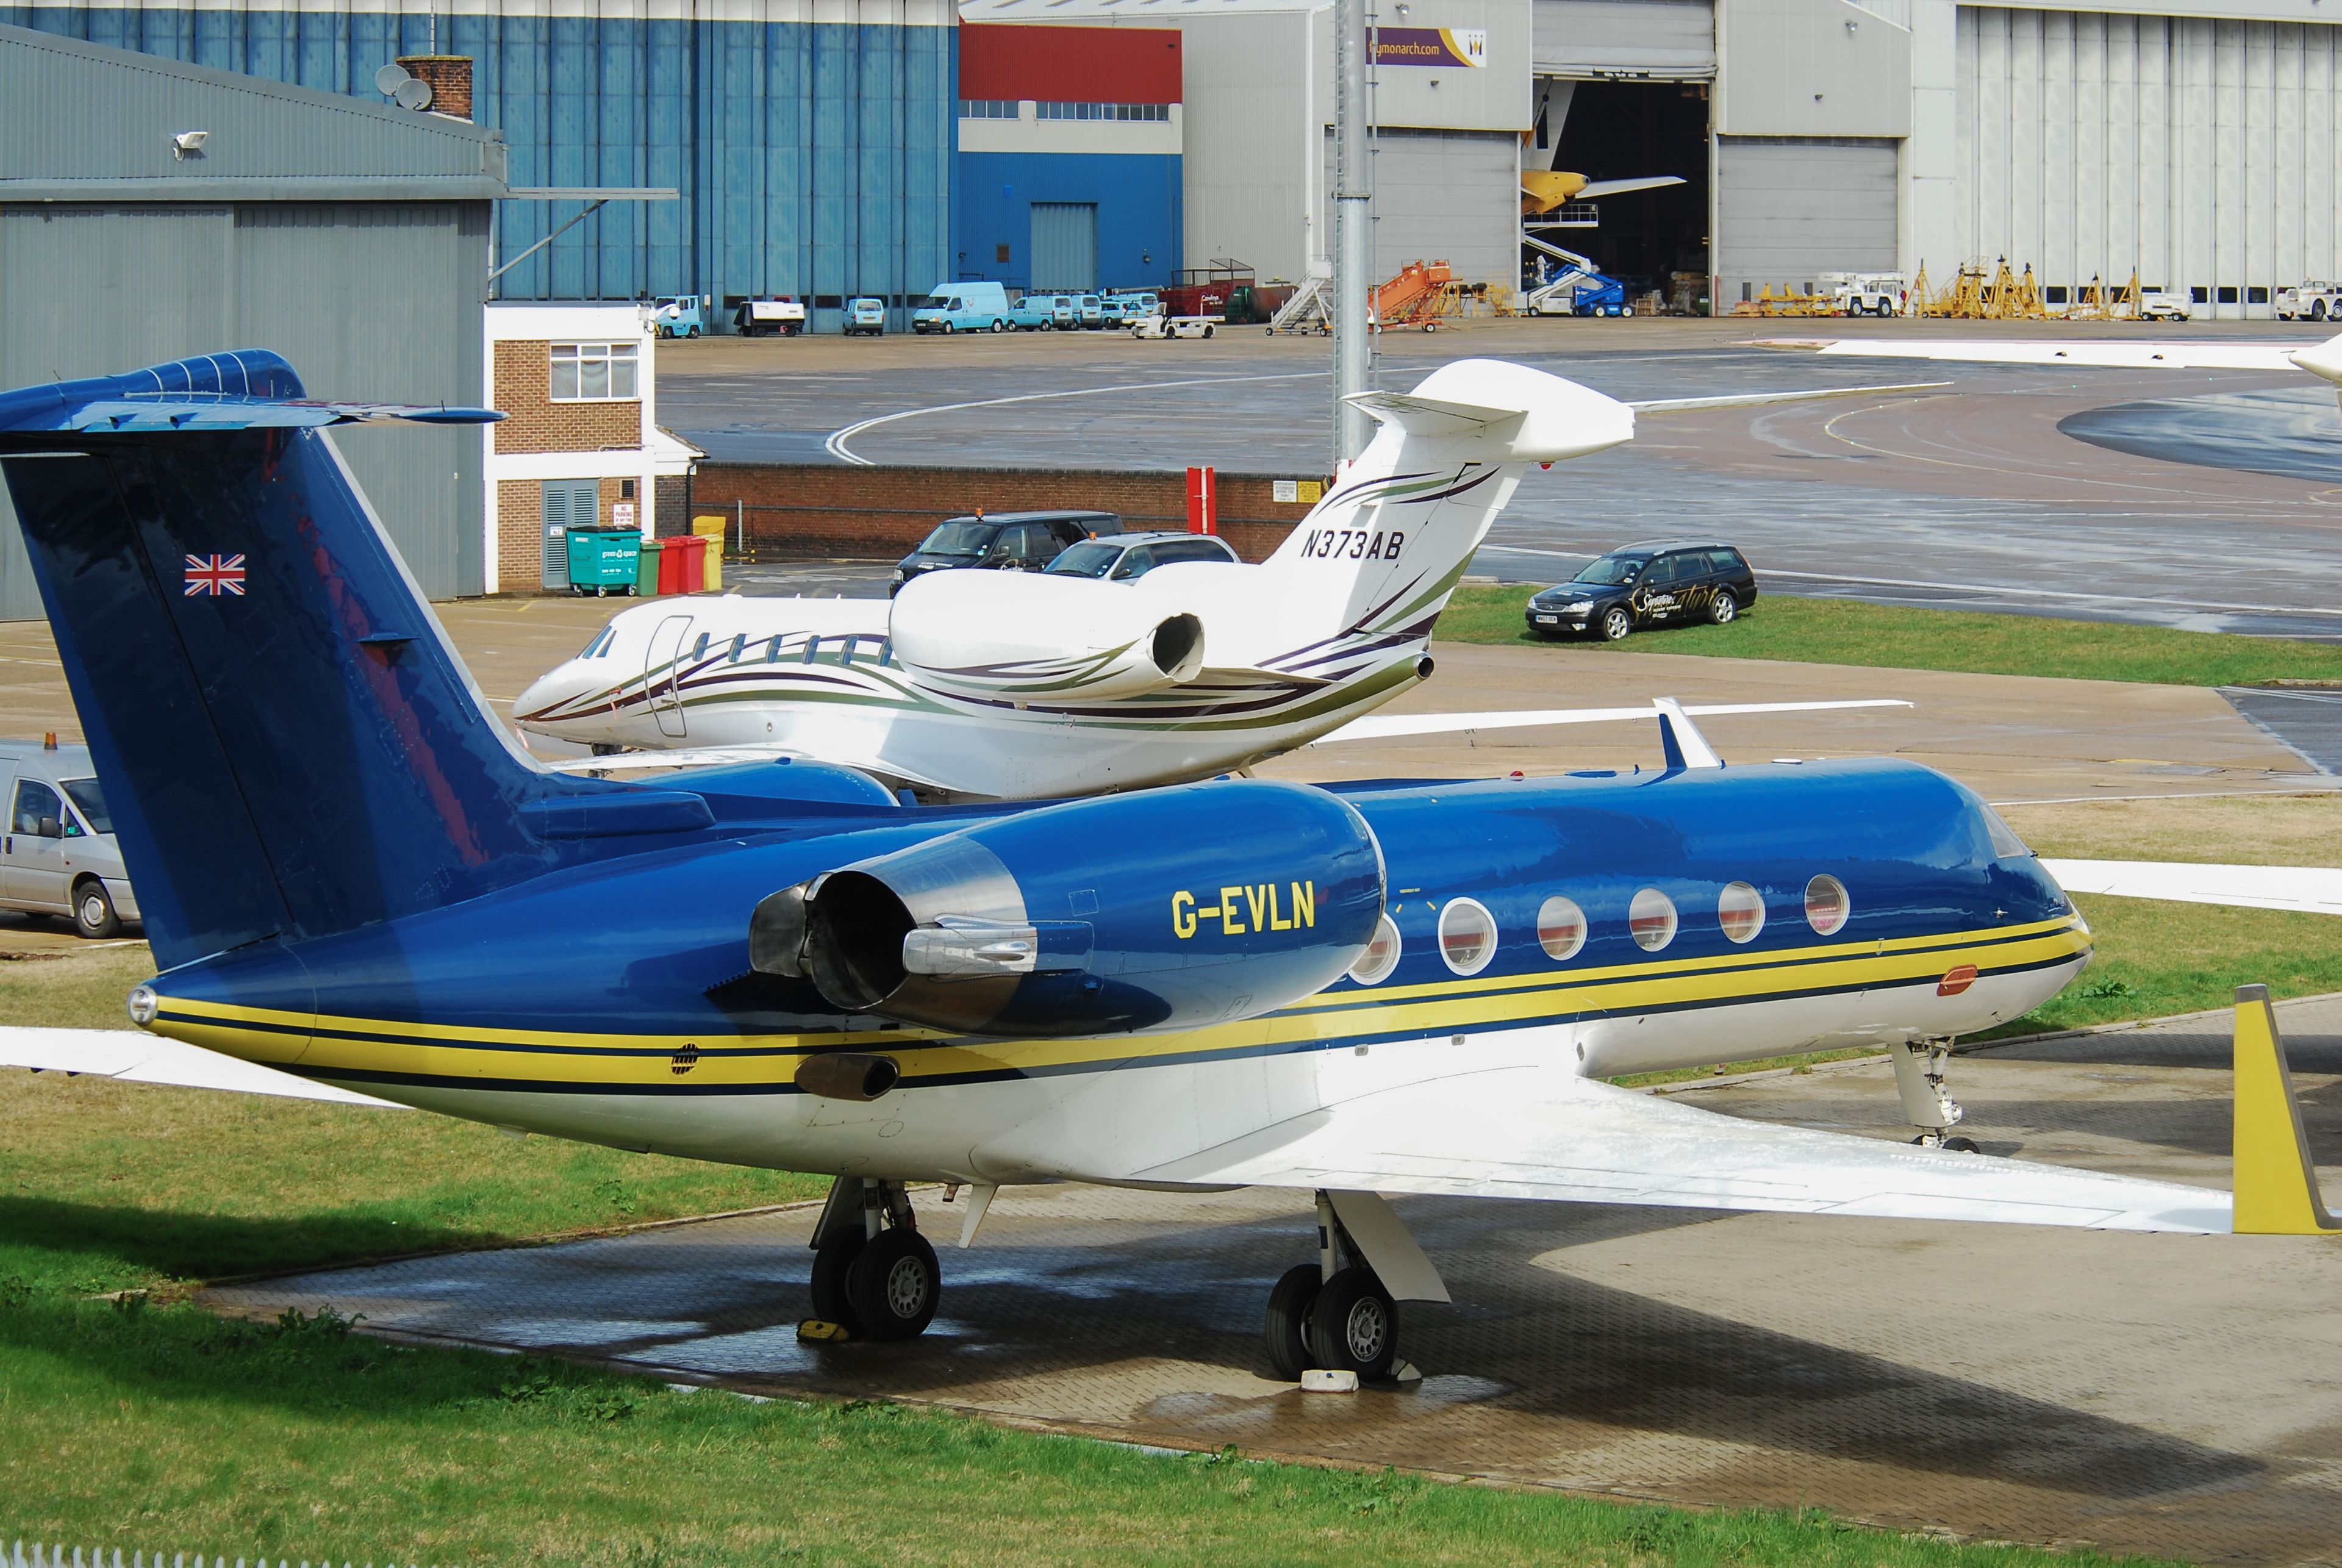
[809,1227,865,1333]
[73,878,121,940]
[1264,1264,1322,1380]
[845,1226,940,1341]
[1306,1267,1398,1380]
[1599,606,1633,642]
[1942,1136,1982,1154]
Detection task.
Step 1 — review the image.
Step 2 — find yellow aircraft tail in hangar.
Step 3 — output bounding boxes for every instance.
[1520,168,1686,218]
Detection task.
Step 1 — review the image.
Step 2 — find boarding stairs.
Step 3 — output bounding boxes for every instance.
[1267,271,1332,336]
[1520,231,1614,317]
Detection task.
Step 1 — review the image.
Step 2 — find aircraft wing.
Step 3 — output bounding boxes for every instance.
[540,744,811,775]
[2043,858,2342,917]
[1313,698,1910,745]
[0,1026,403,1107]
[1627,382,1949,415]
[1798,338,2323,374]
[1134,1062,2229,1233]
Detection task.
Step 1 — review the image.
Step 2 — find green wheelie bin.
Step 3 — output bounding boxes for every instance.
[565,526,643,596]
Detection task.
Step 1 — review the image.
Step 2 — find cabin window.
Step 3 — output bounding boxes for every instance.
[1349,913,1402,985]
[1717,882,1766,944]
[728,634,745,662]
[691,633,709,661]
[1805,874,1850,936]
[1437,898,1497,976]
[765,636,784,663]
[1536,895,1586,961]
[1628,887,1677,952]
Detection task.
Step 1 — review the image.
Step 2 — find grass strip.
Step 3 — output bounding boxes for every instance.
[1437,586,2342,687]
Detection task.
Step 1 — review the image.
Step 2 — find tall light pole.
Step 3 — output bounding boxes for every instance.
[1332,0,1371,464]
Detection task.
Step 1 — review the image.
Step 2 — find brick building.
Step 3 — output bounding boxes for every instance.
[483,303,691,593]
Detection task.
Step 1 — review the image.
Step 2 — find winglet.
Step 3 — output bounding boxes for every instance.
[2232,984,2341,1234]
[1653,697,1722,771]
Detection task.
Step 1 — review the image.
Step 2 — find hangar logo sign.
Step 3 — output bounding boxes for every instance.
[1374,27,1486,68]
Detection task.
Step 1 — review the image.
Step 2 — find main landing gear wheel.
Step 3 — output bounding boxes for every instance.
[809,1227,865,1332]
[1709,593,1738,626]
[1599,606,1633,642]
[1264,1264,1322,1381]
[847,1227,940,1341]
[1308,1267,1398,1379]
[1920,1134,1984,1154]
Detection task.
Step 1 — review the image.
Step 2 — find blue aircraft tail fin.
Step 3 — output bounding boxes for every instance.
[0,351,620,968]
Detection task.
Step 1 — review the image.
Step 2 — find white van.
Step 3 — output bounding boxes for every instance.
[0,740,139,937]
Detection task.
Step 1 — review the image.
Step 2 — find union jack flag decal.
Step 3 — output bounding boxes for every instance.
[184,554,246,598]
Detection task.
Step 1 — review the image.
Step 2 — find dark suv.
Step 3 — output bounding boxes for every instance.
[1525,541,1758,642]
[891,510,1122,595]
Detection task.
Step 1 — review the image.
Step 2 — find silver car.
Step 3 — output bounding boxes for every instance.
[0,740,140,937]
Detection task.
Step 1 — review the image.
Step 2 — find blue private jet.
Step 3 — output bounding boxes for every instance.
[0,351,2327,1384]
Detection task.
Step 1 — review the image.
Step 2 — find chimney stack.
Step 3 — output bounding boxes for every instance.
[396,54,473,121]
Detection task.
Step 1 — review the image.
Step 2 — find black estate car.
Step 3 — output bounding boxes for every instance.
[1525,541,1758,641]
[891,510,1122,595]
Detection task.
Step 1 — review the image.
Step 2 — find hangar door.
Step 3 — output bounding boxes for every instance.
[1030,204,1098,292]
[1716,138,1897,304]
[1320,130,1520,290]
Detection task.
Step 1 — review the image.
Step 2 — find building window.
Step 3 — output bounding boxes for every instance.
[2248,286,2271,305]
[550,343,639,401]
[995,242,1012,264]
[2217,286,2240,305]
[959,99,1019,119]
[1036,101,1170,122]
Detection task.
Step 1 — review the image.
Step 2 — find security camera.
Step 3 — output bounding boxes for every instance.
[172,131,209,159]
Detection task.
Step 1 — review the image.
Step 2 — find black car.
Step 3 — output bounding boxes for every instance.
[891,510,1122,595]
[1525,541,1758,641]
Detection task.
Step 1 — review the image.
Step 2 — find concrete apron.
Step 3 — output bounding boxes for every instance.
[204,997,2342,1564]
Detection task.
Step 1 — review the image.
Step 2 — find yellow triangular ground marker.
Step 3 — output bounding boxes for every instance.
[2232,984,2342,1234]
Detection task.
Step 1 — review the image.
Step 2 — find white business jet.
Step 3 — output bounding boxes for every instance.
[513,360,1935,800]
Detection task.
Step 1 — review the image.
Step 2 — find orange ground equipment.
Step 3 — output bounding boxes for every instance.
[1373,259,1453,332]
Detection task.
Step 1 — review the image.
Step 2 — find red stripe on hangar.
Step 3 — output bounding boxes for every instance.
[959,24,1183,104]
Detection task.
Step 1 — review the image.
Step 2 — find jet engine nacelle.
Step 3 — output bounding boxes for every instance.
[887,570,1208,701]
[751,779,1383,1037]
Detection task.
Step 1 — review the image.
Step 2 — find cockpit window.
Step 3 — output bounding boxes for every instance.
[1573,553,1645,586]
[578,627,617,659]
[1982,804,2032,859]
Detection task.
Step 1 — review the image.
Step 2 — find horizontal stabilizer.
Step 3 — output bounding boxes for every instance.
[2043,858,2342,917]
[1575,175,1688,201]
[1314,697,1910,745]
[1136,1064,2229,1234]
[1342,359,1635,465]
[0,1026,402,1107]
[0,350,500,435]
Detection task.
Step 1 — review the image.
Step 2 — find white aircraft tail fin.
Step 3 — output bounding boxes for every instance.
[1251,360,1633,665]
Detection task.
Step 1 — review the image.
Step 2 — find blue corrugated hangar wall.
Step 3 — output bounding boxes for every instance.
[1,0,954,330]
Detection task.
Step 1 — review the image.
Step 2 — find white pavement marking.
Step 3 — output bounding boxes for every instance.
[823,371,1329,465]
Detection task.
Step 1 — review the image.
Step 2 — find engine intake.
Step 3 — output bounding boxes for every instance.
[751,779,1383,1037]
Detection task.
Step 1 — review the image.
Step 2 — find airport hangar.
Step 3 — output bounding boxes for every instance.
[13,0,2342,323]
[0,25,682,619]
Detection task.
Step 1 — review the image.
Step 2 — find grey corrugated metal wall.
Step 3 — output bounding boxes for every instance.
[1321,128,1520,290]
[1029,202,1098,291]
[0,201,488,618]
[1716,137,1899,300]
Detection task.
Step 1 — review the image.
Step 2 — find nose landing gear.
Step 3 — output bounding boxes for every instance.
[1894,1038,1982,1154]
[803,1176,940,1341]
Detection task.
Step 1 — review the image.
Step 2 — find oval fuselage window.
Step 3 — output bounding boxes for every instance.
[1350,912,1403,985]
[1628,887,1678,953]
[1536,895,1587,961]
[1718,881,1765,944]
[1438,898,1498,976]
[1805,874,1850,936]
